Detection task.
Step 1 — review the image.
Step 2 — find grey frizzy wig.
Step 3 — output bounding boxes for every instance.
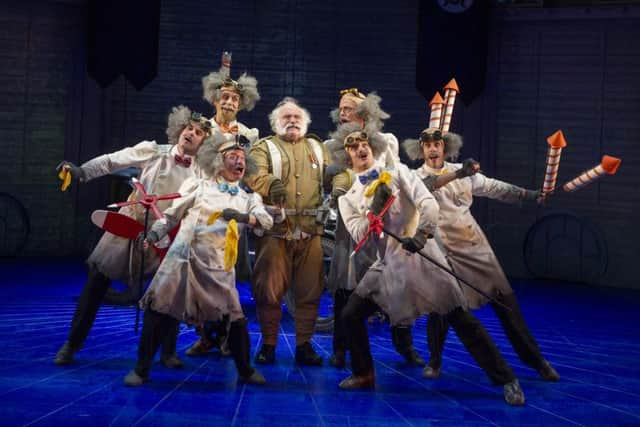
[201,67,260,112]
[330,92,390,129]
[196,130,257,178]
[402,131,464,162]
[326,121,389,170]
[166,105,193,145]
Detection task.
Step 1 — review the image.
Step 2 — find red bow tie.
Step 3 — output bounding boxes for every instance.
[219,123,239,134]
[174,154,192,167]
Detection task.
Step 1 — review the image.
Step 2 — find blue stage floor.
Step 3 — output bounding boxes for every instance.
[0,258,639,426]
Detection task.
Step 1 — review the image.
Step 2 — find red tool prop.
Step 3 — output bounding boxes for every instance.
[350,194,396,256]
[107,177,182,221]
[90,210,180,260]
[103,177,183,333]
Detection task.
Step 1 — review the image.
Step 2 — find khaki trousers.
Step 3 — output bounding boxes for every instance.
[252,235,323,346]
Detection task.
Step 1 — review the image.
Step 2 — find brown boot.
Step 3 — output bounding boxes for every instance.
[338,371,375,390]
[185,337,215,356]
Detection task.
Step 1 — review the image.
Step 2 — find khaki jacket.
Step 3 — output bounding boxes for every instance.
[245,134,330,236]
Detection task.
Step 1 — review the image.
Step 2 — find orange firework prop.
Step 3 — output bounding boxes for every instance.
[562,155,621,192]
[541,130,568,195]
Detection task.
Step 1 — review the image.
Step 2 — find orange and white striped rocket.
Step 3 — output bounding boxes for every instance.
[221,51,232,76]
[541,130,567,195]
[429,92,445,129]
[562,155,621,192]
[441,78,460,133]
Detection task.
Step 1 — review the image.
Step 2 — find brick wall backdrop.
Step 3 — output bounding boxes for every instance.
[1,1,638,289]
[479,6,640,290]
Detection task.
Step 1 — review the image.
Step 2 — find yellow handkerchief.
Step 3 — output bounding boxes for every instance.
[364,171,392,198]
[223,219,239,272]
[58,169,72,192]
[207,211,222,225]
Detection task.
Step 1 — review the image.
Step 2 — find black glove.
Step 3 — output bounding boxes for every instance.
[325,164,344,179]
[522,189,541,202]
[329,187,347,209]
[56,161,86,181]
[369,183,393,215]
[268,179,287,205]
[455,158,480,179]
[421,175,437,191]
[401,232,428,253]
[222,208,250,224]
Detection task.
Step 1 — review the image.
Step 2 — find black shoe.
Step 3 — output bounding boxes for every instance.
[538,360,560,382]
[124,369,149,387]
[254,344,276,365]
[161,353,184,369]
[329,350,346,368]
[295,342,323,366]
[503,379,526,406]
[401,348,426,366]
[54,341,78,366]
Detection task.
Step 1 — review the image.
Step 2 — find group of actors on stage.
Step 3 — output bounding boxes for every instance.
[53,55,559,406]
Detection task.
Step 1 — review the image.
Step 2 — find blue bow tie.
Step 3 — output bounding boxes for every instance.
[218,182,239,196]
[358,169,379,185]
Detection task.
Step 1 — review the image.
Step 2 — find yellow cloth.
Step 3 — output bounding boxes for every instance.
[364,171,392,198]
[207,211,222,225]
[58,168,72,191]
[224,219,239,272]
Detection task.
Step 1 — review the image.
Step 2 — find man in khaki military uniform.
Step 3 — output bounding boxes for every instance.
[245,97,329,366]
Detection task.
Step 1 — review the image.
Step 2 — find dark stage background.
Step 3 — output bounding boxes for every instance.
[0,0,639,289]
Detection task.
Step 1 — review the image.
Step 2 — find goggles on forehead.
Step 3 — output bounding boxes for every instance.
[344,131,368,147]
[190,112,212,134]
[219,77,244,92]
[339,87,365,99]
[220,134,251,153]
[420,129,443,143]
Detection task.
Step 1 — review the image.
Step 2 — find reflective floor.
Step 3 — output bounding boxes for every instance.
[1,258,639,426]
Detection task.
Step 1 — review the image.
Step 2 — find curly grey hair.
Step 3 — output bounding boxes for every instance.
[325,122,389,170]
[166,105,212,145]
[330,92,390,130]
[201,67,260,112]
[402,131,464,162]
[196,131,257,178]
[268,97,312,136]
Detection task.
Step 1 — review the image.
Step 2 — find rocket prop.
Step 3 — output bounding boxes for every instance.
[441,79,460,133]
[562,155,621,192]
[541,130,568,195]
[221,51,232,72]
[428,78,460,133]
[428,92,445,129]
